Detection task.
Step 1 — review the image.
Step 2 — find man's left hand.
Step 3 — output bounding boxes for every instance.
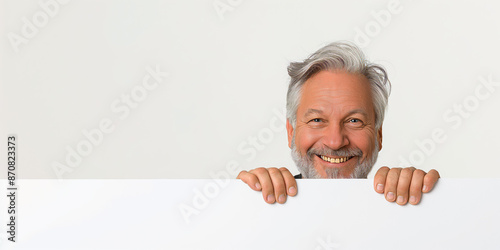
[374,167,440,205]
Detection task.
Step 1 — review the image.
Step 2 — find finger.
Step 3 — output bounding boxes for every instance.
[237,171,262,191]
[268,168,287,204]
[396,167,416,205]
[384,168,402,202]
[279,167,297,197]
[374,166,390,194]
[422,169,440,193]
[408,169,425,205]
[249,168,275,204]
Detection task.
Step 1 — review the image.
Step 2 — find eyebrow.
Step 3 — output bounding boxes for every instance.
[304,109,323,117]
[346,109,368,118]
[303,108,368,118]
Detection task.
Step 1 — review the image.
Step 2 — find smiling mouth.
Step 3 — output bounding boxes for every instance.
[318,155,354,164]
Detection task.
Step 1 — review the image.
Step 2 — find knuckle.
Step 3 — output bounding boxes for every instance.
[414,169,425,175]
[247,174,258,181]
[236,171,245,179]
[387,168,402,179]
[278,167,290,173]
[268,168,281,175]
[406,166,416,171]
[379,166,390,172]
[429,169,440,177]
[389,167,402,173]
[252,168,267,175]
[375,167,390,178]
[413,169,425,178]
[424,173,434,182]
[401,168,414,176]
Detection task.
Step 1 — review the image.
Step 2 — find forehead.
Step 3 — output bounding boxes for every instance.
[298,70,374,117]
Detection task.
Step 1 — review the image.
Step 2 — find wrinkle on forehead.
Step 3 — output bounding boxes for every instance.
[298,71,375,122]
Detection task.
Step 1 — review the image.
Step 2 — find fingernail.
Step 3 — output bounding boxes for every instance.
[422,185,428,192]
[289,186,296,195]
[255,183,261,190]
[397,195,404,204]
[278,194,286,203]
[267,194,275,203]
[376,184,384,192]
[387,192,395,201]
[409,196,417,204]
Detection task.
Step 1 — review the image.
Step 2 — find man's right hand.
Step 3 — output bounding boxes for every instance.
[237,167,298,204]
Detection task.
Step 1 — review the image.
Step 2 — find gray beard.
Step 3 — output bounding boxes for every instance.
[291,136,379,179]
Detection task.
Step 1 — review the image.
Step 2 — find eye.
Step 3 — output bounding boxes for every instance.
[346,118,364,128]
[309,118,322,123]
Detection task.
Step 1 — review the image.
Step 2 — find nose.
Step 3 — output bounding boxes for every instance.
[321,123,349,150]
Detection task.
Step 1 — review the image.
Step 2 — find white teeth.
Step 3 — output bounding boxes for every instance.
[320,155,350,163]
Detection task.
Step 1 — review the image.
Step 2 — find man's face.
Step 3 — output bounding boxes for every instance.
[287,70,383,178]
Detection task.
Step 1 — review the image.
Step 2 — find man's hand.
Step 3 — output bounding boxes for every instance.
[238,166,439,205]
[237,167,298,204]
[373,167,440,205]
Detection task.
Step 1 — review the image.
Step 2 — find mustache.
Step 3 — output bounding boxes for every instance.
[307,147,363,158]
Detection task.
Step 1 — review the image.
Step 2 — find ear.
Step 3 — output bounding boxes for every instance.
[286,119,294,149]
[377,126,383,151]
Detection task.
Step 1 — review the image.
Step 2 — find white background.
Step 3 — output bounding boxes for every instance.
[1,179,499,249]
[1,0,500,179]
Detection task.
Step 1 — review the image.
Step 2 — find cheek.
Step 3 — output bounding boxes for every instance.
[295,128,323,152]
[348,130,377,154]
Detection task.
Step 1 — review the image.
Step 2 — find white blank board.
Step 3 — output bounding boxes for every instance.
[0,179,499,249]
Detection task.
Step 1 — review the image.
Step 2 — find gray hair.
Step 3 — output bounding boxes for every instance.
[286,41,391,129]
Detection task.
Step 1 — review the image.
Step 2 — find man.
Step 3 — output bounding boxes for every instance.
[237,41,440,205]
